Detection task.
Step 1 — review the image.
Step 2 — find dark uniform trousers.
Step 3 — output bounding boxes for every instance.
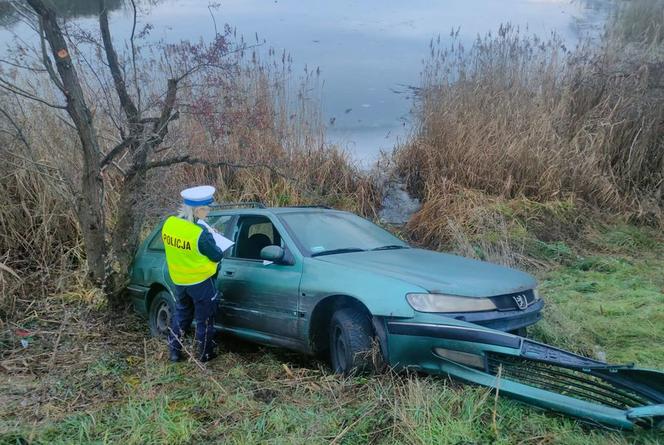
[168,277,218,360]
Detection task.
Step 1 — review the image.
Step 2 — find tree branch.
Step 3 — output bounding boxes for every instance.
[7,1,40,33]
[0,104,32,152]
[173,43,261,83]
[129,0,141,112]
[143,155,296,183]
[38,17,65,92]
[74,48,124,133]
[207,4,219,36]
[0,58,46,72]
[101,137,134,167]
[0,76,67,109]
[99,0,139,122]
[153,78,178,141]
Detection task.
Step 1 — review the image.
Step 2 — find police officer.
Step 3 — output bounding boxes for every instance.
[162,185,223,363]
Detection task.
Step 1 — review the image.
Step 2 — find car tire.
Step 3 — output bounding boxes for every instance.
[148,290,175,338]
[329,308,375,375]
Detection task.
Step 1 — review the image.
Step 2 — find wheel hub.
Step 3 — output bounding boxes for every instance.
[156,302,171,335]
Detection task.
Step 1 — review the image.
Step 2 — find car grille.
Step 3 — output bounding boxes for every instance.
[490,289,536,311]
[486,353,653,410]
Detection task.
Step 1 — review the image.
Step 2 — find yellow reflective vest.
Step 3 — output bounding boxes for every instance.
[162,216,218,285]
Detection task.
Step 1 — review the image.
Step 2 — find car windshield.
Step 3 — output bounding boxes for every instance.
[279,211,408,256]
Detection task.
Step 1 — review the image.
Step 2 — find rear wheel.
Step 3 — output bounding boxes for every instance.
[149,290,174,338]
[656,418,664,431]
[329,308,375,375]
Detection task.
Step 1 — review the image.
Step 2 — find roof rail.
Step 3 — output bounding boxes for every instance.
[211,202,266,209]
[286,205,332,209]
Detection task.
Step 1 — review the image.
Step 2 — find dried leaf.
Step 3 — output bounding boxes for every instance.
[282,363,294,378]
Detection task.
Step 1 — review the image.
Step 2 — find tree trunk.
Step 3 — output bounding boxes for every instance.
[107,159,147,302]
[107,80,179,299]
[27,0,107,285]
[99,0,180,299]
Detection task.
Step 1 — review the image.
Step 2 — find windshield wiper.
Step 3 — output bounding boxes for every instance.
[371,245,409,251]
[311,247,366,257]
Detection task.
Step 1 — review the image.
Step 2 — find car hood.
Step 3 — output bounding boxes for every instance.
[313,248,537,297]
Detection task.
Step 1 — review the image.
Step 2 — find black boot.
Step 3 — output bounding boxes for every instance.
[169,350,183,362]
[199,351,218,363]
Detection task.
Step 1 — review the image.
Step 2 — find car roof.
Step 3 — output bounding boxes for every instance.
[209,206,349,217]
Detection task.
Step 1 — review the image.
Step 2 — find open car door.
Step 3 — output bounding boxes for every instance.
[218,215,303,346]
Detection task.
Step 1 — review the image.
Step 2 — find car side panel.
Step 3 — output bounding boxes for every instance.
[129,222,171,315]
[218,257,303,339]
[299,257,420,322]
[215,212,305,344]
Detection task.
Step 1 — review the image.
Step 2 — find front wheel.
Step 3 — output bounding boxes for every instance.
[148,290,175,338]
[329,308,375,375]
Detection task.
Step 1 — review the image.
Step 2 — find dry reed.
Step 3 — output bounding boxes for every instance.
[396,16,663,230]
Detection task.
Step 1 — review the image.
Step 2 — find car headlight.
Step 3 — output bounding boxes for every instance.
[533,288,540,300]
[406,293,497,313]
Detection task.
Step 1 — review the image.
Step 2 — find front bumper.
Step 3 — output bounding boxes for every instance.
[383,319,664,430]
[426,298,544,332]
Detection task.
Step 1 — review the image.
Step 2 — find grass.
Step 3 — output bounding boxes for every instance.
[1,223,663,445]
[532,228,664,367]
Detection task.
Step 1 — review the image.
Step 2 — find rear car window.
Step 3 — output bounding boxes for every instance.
[248,222,275,243]
[148,229,164,251]
[209,215,233,235]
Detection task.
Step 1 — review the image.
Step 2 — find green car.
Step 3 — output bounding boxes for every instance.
[128,205,664,430]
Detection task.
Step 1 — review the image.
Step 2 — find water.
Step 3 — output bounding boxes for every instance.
[0,0,608,165]
[379,180,422,226]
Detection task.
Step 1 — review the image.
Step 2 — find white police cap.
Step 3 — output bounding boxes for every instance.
[181,185,216,207]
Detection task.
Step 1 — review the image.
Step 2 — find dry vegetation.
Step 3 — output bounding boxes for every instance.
[611,0,664,45]
[395,3,664,258]
[145,57,378,218]
[2,1,661,315]
[0,139,83,318]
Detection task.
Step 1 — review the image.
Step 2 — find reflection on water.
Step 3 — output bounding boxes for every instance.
[0,0,608,164]
[0,0,122,26]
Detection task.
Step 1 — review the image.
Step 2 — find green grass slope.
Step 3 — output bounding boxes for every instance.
[1,224,662,445]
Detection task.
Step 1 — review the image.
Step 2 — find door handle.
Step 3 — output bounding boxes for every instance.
[224,269,235,277]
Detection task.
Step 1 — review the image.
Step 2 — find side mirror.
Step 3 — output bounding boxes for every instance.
[260,245,285,263]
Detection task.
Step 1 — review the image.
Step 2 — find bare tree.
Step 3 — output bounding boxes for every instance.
[0,0,244,302]
[26,0,107,287]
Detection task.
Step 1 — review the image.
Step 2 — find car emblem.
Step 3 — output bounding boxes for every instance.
[512,294,528,310]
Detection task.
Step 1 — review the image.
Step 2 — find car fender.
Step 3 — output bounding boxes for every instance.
[300,258,419,318]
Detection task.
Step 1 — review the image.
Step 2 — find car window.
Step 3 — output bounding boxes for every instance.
[148,229,164,251]
[209,215,233,236]
[248,222,275,243]
[279,211,406,255]
[233,216,283,260]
